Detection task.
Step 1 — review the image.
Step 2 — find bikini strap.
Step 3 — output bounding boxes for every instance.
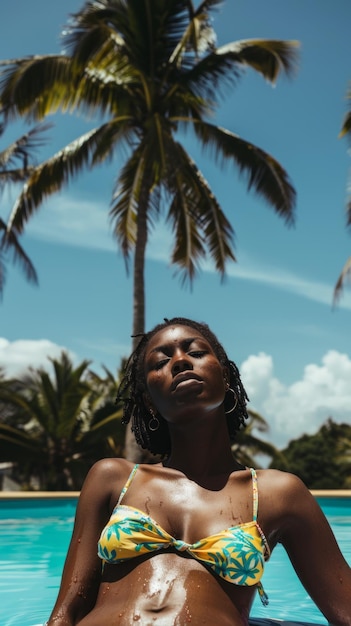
[249,467,258,522]
[117,463,139,506]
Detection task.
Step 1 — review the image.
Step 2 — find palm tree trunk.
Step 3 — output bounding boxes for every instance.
[124,182,150,462]
[132,200,147,342]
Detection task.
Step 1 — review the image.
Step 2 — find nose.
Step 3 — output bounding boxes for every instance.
[171,353,193,376]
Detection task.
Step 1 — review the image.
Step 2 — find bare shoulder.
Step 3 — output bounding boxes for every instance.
[85,456,133,484]
[255,469,319,534]
[256,467,308,497]
[78,457,136,512]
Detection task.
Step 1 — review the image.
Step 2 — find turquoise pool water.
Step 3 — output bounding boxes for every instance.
[0,496,350,626]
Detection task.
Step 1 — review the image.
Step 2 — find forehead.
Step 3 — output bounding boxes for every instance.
[146,325,212,353]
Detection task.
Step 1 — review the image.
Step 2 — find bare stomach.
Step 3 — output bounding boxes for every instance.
[76,553,254,626]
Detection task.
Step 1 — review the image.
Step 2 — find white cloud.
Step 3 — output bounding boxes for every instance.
[216,258,351,310]
[0,338,75,377]
[25,193,173,260]
[241,350,351,449]
[25,195,116,252]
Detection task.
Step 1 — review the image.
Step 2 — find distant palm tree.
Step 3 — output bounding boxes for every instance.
[0,352,124,489]
[233,408,283,468]
[0,0,298,339]
[0,121,49,295]
[333,84,351,304]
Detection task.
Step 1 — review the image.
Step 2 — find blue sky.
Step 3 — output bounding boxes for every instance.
[1,0,351,448]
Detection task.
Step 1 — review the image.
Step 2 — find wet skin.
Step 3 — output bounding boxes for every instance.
[72,462,259,626]
[75,552,255,626]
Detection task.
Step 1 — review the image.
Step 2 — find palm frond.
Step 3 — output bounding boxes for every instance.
[0,55,80,121]
[165,139,235,281]
[0,423,41,461]
[0,122,52,196]
[6,125,117,233]
[0,218,38,291]
[0,167,35,187]
[110,146,147,261]
[193,121,296,221]
[0,384,40,421]
[0,54,136,122]
[66,0,190,77]
[63,7,126,67]
[0,122,51,170]
[339,110,351,139]
[168,0,219,66]
[235,432,279,458]
[176,51,242,104]
[167,180,207,281]
[334,89,351,305]
[177,38,298,106]
[216,39,299,83]
[333,256,351,306]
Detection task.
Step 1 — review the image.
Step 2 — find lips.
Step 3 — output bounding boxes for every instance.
[170,372,203,391]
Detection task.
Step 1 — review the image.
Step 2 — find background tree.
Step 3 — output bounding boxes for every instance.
[233,408,283,468]
[334,82,351,304]
[0,119,49,295]
[269,418,351,489]
[0,352,125,490]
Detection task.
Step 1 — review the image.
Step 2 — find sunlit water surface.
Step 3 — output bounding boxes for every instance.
[0,497,350,626]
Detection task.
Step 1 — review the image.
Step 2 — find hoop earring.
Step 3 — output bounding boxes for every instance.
[225,388,238,414]
[148,409,160,431]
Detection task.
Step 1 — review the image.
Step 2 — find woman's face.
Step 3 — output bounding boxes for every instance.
[144,325,228,422]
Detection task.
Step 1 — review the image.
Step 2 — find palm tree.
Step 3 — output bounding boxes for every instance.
[233,408,283,468]
[0,120,49,295]
[333,84,351,304]
[0,352,125,489]
[0,0,298,338]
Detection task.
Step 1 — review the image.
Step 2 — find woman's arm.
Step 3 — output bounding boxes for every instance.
[277,473,351,626]
[46,458,121,626]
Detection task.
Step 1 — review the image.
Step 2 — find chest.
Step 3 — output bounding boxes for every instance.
[115,471,254,544]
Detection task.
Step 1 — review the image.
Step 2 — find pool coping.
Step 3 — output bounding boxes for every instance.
[0,490,350,499]
[0,491,80,499]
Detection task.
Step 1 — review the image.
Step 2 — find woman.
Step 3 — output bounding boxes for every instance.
[47,317,351,626]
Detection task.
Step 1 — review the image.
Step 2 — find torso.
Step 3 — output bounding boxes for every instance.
[78,553,255,625]
[75,459,280,625]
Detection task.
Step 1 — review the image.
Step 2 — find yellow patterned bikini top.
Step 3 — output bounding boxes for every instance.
[98,464,270,605]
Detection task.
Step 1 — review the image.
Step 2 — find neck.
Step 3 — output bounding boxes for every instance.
[163,410,241,484]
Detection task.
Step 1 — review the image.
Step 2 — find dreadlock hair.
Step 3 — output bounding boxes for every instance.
[116,317,249,458]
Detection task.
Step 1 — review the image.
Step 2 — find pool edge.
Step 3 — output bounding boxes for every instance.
[0,489,350,500]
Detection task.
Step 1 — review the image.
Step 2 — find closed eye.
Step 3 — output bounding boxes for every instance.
[153,358,169,370]
[189,351,207,358]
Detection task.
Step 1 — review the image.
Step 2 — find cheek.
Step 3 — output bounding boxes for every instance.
[206,362,226,386]
[146,371,166,403]
[207,366,227,402]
